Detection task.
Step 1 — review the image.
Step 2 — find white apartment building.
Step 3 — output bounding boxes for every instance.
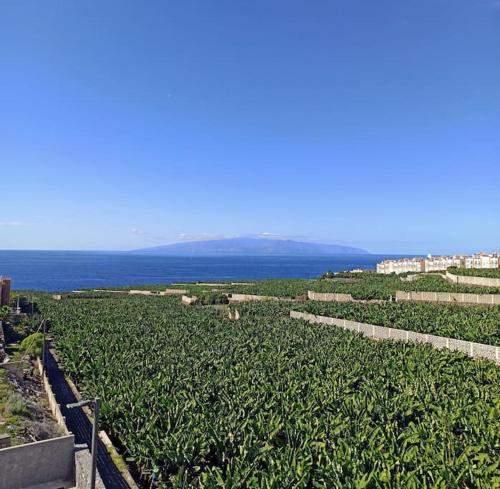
[424,255,464,272]
[464,252,499,269]
[376,258,424,275]
[376,252,499,275]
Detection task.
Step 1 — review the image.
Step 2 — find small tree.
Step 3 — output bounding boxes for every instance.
[0,305,10,321]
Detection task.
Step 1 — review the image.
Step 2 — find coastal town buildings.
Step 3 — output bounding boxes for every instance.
[376,258,424,275]
[376,252,500,275]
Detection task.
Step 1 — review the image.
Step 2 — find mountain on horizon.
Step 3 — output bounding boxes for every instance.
[132,237,368,256]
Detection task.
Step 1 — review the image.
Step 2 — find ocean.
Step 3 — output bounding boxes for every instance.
[0,251,405,292]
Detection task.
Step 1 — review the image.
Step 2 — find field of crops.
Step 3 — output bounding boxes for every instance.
[228,274,500,299]
[102,272,500,300]
[38,294,499,488]
[448,267,500,279]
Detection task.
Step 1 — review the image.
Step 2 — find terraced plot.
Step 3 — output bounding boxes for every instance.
[37,294,500,488]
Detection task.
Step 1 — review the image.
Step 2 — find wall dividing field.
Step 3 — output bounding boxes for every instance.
[290,311,499,363]
[396,290,500,305]
[446,271,500,288]
[307,291,353,302]
[181,295,198,305]
[227,293,278,302]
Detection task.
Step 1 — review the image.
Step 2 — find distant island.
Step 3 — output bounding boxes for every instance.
[132,237,368,256]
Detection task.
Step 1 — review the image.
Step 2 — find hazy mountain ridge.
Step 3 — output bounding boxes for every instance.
[132,238,368,256]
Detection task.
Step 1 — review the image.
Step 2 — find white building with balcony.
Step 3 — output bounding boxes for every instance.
[376,252,499,274]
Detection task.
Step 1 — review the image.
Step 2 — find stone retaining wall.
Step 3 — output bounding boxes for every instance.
[307,291,353,302]
[0,434,10,449]
[445,271,500,288]
[395,290,500,305]
[290,311,499,363]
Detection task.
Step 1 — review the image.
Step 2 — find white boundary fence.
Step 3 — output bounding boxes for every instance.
[290,311,499,363]
[395,290,500,305]
[445,271,500,288]
[226,293,278,302]
[307,291,353,302]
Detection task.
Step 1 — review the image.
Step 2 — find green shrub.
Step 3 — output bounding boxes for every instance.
[20,332,44,358]
[5,392,26,416]
[197,292,229,305]
[0,305,10,321]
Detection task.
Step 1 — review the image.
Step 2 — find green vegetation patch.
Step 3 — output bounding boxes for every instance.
[20,332,44,358]
[38,294,500,488]
[448,267,500,279]
[97,272,500,301]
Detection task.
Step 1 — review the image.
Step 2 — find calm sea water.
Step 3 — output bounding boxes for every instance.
[0,251,406,292]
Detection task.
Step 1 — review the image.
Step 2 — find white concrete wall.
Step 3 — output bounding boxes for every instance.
[396,290,500,305]
[227,293,276,302]
[307,291,353,302]
[0,435,75,489]
[445,271,500,288]
[290,311,499,363]
[182,295,198,305]
[163,289,188,295]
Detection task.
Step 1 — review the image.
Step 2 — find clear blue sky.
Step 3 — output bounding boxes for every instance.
[1,0,499,254]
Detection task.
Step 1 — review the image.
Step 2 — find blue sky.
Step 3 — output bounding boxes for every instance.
[1,0,499,254]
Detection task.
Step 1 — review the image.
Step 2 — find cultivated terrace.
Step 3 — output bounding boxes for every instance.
[21,270,499,488]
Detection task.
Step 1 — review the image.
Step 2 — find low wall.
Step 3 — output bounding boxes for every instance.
[396,290,500,306]
[182,295,198,305]
[75,447,106,489]
[129,290,153,295]
[163,289,188,295]
[0,434,10,449]
[446,271,500,288]
[290,311,499,363]
[307,291,353,302]
[0,435,75,489]
[227,293,277,302]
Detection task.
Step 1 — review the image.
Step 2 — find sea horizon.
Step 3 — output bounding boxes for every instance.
[0,250,411,292]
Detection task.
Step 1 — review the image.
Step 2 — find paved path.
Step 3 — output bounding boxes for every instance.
[44,346,130,489]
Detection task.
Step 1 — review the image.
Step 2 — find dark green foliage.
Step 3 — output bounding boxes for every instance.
[39,294,500,488]
[20,332,44,358]
[448,267,500,279]
[103,272,500,299]
[197,292,229,305]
